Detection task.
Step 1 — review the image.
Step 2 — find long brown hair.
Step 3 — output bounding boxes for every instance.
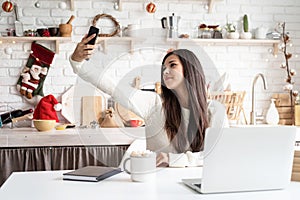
[161,49,208,152]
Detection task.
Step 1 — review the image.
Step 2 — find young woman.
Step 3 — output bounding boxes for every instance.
[70,34,228,167]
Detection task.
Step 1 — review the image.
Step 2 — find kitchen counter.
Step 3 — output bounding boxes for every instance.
[0,127,146,186]
[0,127,145,147]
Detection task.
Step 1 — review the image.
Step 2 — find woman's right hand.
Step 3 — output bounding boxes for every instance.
[71,34,97,62]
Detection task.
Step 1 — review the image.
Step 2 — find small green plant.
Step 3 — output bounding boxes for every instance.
[224,23,236,33]
[243,14,249,32]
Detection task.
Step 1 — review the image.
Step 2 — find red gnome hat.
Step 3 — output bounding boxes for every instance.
[33,95,62,122]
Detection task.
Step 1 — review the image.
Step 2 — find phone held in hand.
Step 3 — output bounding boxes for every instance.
[85,26,99,61]
[87,26,99,45]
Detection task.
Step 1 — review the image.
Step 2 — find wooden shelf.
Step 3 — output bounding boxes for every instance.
[96,0,221,13]
[0,37,72,54]
[96,37,143,54]
[166,38,280,55]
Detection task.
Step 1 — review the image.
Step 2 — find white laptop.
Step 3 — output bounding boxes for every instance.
[182,126,296,194]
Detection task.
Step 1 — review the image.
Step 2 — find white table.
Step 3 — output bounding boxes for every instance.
[1,167,300,200]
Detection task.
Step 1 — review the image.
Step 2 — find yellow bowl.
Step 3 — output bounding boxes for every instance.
[33,120,56,132]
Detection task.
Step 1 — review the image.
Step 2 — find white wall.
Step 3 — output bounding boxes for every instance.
[0,0,299,125]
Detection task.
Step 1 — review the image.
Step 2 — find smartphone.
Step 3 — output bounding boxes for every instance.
[86,26,99,45]
[85,26,99,61]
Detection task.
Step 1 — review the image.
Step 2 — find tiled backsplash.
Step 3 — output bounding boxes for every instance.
[0,0,299,125]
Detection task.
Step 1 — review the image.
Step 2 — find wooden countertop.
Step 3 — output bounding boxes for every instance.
[1,126,299,148]
[0,127,145,148]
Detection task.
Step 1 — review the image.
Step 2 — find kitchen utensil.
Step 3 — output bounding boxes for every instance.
[59,24,72,37]
[61,85,107,125]
[33,119,56,131]
[82,96,103,126]
[123,24,139,37]
[14,4,23,36]
[36,28,49,36]
[115,103,144,127]
[255,26,268,39]
[161,13,181,38]
[123,151,156,182]
[59,15,75,37]
[130,119,143,127]
[66,15,75,24]
[55,123,75,130]
[48,27,59,36]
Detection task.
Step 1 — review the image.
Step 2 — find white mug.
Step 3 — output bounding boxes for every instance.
[123,151,156,182]
[125,24,139,37]
[255,26,268,39]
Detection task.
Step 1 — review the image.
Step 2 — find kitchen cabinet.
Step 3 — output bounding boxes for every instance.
[0,36,72,54]
[166,38,280,55]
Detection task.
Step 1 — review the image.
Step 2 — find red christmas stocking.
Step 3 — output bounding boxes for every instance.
[17,42,55,99]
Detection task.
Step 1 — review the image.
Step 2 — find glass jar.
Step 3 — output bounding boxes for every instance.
[212,27,223,39]
[199,27,211,39]
[6,28,15,36]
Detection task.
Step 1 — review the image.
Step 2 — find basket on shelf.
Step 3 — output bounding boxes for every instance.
[208,91,247,124]
[272,93,294,125]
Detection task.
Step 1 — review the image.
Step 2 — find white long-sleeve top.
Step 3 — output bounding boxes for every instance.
[69,57,229,167]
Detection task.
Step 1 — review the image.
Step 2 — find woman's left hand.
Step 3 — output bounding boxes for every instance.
[156,152,169,167]
[71,34,97,62]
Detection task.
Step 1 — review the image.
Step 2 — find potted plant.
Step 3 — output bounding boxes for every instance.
[240,14,252,39]
[224,23,239,39]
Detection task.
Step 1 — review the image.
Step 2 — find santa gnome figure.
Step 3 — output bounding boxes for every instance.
[33,94,62,122]
[17,42,55,103]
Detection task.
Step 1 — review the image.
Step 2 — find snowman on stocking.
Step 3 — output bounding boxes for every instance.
[17,42,55,103]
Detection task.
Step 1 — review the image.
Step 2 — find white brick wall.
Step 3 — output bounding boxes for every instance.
[0,0,299,125]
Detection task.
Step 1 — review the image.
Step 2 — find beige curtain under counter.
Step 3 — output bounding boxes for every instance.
[0,145,129,187]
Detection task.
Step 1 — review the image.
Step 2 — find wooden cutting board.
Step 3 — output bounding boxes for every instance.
[61,84,108,125]
[82,96,103,126]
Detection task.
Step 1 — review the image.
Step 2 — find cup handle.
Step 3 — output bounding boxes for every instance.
[123,157,131,174]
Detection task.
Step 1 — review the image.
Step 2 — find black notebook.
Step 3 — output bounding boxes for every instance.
[63,166,122,182]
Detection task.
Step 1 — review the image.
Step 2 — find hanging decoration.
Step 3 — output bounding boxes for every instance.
[278,22,298,124]
[92,14,120,37]
[146,2,156,13]
[2,0,14,12]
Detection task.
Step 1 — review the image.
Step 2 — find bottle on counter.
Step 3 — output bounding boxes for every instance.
[0,109,33,127]
[265,99,279,125]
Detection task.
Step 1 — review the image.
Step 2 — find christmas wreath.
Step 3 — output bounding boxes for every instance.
[92,13,120,37]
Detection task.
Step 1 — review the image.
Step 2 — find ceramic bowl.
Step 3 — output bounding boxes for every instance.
[36,28,49,37]
[33,119,56,131]
[48,27,59,36]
